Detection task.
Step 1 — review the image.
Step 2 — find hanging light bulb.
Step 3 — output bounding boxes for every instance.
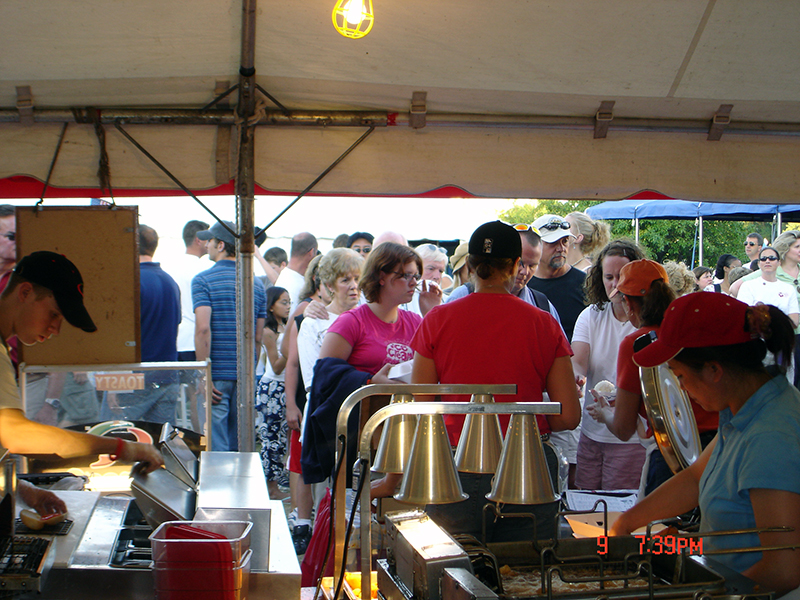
[332,0,374,39]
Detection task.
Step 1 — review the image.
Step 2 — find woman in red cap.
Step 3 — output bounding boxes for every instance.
[611,292,800,596]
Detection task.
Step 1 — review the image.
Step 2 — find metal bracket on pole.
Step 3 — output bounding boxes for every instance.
[708,104,733,141]
[594,100,615,139]
[15,86,34,125]
[409,91,427,129]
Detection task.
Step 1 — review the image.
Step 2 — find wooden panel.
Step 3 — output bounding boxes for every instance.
[17,206,140,365]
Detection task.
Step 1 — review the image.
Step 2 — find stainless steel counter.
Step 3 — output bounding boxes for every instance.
[14,452,301,600]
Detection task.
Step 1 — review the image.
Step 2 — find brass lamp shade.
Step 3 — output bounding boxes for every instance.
[454,394,504,473]
[394,414,467,505]
[486,414,559,505]
[372,394,417,474]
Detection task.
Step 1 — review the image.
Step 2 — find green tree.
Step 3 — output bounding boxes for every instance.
[499,200,774,269]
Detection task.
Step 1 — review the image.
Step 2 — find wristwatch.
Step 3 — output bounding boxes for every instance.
[45,398,61,409]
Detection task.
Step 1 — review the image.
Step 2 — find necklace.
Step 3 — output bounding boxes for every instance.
[572,257,590,268]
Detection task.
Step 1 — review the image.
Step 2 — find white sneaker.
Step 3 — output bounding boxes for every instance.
[286,507,298,529]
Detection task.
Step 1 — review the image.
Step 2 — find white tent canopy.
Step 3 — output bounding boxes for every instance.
[2,0,800,201]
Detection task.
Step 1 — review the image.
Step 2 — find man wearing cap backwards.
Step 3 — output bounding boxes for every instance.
[193,221,267,452]
[527,214,587,341]
[610,293,800,596]
[0,251,164,516]
[390,221,580,542]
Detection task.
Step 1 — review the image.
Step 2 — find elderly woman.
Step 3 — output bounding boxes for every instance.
[386,221,580,542]
[565,211,611,273]
[611,293,800,596]
[280,248,363,554]
[301,243,440,485]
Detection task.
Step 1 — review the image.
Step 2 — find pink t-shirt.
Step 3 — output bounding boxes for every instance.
[412,293,572,445]
[327,304,422,375]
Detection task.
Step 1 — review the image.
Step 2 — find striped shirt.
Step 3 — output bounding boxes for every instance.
[192,260,267,380]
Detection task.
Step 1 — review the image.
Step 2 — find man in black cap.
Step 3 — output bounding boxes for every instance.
[0,252,163,515]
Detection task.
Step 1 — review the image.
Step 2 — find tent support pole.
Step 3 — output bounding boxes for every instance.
[235,0,258,454]
[699,217,704,266]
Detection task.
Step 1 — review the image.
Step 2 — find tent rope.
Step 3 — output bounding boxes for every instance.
[88,109,115,204]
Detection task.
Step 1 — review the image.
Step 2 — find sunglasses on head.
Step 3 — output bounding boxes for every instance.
[421,243,447,255]
[505,222,542,236]
[539,219,571,232]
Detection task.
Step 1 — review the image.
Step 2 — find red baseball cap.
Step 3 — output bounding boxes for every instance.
[608,259,668,299]
[633,292,754,367]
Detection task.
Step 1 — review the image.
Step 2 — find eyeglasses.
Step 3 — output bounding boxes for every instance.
[393,271,421,283]
[539,218,571,232]
[1,232,15,242]
[744,241,757,247]
[759,255,779,262]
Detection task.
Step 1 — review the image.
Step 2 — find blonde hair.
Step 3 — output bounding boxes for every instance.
[663,261,696,297]
[567,212,611,257]
[318,248,363,287]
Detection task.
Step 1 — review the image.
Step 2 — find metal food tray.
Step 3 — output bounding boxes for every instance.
[14,518,74,536]
[474,537,730,599]
[0,535,53,594]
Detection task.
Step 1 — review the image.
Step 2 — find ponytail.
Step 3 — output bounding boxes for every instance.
[639,279,676,327]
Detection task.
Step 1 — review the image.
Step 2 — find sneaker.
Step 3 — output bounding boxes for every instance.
[286,508,298,530]
[292,524,312,555]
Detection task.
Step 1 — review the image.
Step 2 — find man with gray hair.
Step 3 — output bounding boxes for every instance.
[275,232,318,315]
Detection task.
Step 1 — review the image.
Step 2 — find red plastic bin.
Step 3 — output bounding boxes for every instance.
[150,520,252,565]
[153,549,251,591]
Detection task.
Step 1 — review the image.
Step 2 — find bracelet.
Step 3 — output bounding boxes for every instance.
[109,437,125,461]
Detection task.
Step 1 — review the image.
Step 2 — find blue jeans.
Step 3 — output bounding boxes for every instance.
[211,380,238,451]
[100,383,179,425]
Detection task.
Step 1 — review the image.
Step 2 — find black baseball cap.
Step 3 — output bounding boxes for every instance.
[198,221,267,247]
[14,252,97,333]
[197,220,236,246]
[468,221,522,259]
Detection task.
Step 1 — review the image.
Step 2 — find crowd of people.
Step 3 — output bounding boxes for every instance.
[3,201,799,595]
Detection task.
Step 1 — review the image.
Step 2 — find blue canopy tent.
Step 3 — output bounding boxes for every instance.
[586,200,800,266]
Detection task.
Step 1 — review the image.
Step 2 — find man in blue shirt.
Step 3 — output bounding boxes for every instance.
[193,221,266,451]
[101,225,181,424]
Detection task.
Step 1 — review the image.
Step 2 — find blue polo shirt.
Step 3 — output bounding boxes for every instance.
[698,375,800,573]
[191,260,267,381]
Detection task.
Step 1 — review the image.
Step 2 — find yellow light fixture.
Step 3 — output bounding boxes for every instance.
[332,0,374,39]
